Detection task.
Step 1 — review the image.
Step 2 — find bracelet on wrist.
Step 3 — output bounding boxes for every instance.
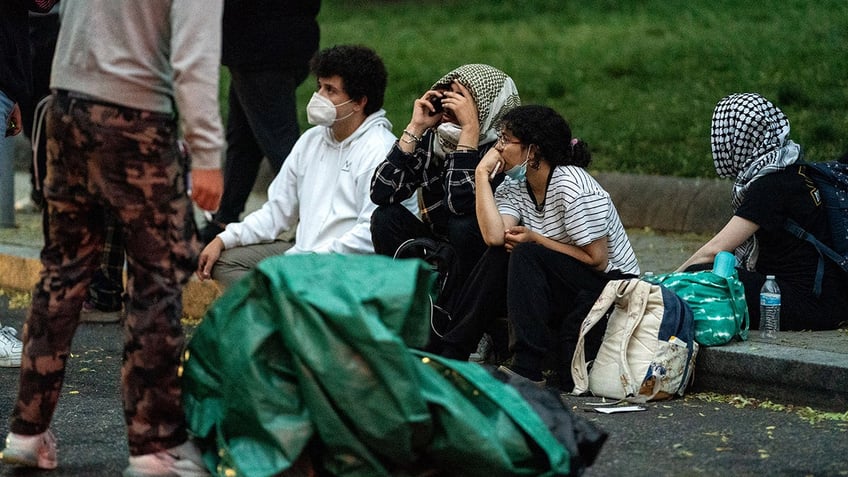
[455,143,478,152]
[401,129,422,144]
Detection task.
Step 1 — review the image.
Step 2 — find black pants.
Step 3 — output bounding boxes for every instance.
[371,203,487,312]
[685,262,848,331]
[440,243,633,382]
[205,66,306,235]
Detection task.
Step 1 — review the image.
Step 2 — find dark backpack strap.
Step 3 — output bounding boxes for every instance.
[393,238,459,337]
[783,218,848,297]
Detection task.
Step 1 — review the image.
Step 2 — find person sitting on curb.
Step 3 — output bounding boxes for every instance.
[436,105,640,388]
[197,45,417,288]
[676,92,848,331]
[370,63,521,328]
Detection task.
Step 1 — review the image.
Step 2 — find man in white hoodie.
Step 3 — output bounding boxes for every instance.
[198,45,416,287]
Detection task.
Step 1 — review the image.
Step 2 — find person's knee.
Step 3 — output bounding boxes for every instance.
[370,205,391,234]
[509,242,547,265]
[371,204,408,230]
[210,252,248,288]
[371,204,415,255]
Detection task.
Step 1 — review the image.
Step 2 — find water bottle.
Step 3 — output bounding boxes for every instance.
[759,275,781,339]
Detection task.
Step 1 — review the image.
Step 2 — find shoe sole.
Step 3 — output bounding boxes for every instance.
[497,365,547,387]
[79,313,122,323]
[0,357,21,367]
[0,450,58,470]
[80,309,123,323]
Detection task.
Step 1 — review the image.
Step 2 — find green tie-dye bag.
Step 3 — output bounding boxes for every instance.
[645,270,749,346]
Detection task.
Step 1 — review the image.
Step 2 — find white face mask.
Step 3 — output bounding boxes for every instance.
[306,92,354,127]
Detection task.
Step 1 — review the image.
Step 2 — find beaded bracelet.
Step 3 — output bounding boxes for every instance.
[401,129,422,144]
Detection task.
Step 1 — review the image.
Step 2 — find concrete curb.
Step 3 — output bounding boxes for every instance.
[594,171,732,235]
[693,333,848,411]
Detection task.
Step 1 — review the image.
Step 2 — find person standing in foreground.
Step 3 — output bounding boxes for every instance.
[677,93,848,330]
[1,1,225,475]
[0,0,59,367]
[198,0,321,244]
[197,45,415,288]
[437,105,639,388]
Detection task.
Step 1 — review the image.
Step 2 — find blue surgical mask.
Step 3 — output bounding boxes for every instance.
[504,149,530,181]
[504,161,527,181]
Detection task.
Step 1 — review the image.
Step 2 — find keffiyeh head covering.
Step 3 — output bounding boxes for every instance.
[710,92,802,268]
[431,64,521,157]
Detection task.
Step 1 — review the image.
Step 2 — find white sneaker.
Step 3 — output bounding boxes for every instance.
[14,196,40,214]
[123,440,210,477]
[0,430,58,469]
[0,326,22,367]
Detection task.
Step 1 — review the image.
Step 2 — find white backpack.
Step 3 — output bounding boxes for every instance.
[571,279,699,402]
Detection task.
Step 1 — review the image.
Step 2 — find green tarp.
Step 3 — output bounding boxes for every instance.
[182,254,573,476]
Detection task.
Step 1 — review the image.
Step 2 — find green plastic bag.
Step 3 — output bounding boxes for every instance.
[182,254,576,477]
[645,270,749,346]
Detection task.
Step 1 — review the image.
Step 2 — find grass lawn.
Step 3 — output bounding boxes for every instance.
[223,0,848,178]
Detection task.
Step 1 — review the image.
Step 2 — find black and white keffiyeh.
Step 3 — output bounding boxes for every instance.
[430,64,521,157]
[710,92,802,269]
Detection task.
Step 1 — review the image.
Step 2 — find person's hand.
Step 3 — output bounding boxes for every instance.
[476,147,503,181]
[190,168,223,211]
[504,226,535,251]
[5,103,22,137]
[408,89,446,132]
[196,237,224,281]
[443,81,478,131]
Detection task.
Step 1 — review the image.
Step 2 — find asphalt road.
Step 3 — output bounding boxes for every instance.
[0,294,846,476]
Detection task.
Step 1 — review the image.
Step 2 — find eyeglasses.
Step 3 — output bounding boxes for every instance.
[496,134,522,147]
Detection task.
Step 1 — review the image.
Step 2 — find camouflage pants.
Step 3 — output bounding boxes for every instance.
[10,92,200,456]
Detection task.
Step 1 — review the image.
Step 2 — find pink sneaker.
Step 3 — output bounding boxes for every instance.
[0,429,58,469]
[123,440,209,477]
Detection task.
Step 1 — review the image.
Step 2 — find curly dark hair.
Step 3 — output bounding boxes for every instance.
[498,105,591,168]
[309,45,387,115]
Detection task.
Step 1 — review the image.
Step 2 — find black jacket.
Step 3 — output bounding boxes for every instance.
[1,1,31,103]
[0,0,55,103]
[221,0,320,71]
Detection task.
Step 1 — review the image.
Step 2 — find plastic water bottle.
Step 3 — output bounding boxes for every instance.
[759,275,781,339]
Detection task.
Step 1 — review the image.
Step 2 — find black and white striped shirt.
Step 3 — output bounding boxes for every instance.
[495,165,640,275]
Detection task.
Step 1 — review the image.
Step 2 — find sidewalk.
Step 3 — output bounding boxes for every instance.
[1,169,846,411]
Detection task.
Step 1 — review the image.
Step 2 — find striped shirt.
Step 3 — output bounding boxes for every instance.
[495,165,640,275]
